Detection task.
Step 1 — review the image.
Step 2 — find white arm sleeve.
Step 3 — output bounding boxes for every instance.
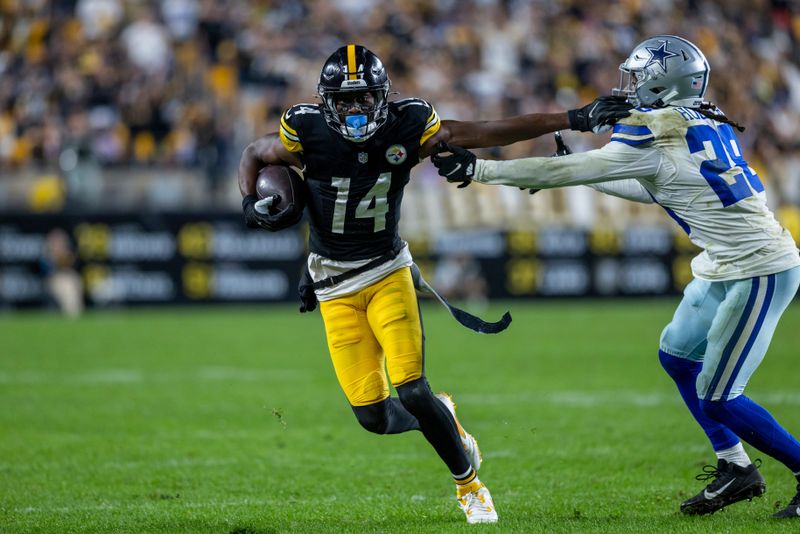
[474,141,664,190]
[587,180,654,204]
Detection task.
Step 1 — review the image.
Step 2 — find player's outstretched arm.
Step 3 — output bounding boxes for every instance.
[587,180,654,204]
[425,113,568,157]
[238,133,304,231]
[433,139,663,191]
[419,96,632,158]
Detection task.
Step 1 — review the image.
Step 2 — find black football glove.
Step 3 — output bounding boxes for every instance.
[431,141,476,188]
[242,194,303,231]
[552,131,572,156]
[298,266,317,313]
[567,95,633,133]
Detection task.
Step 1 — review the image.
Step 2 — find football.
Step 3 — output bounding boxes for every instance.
[255,165,306,215]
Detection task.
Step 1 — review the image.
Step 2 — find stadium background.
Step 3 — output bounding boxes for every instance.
[2,2,800,533]
[1,0,799,308]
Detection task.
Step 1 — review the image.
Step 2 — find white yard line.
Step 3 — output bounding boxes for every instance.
[0,457,245,474]
[458,390,800,407]
[0,367,302,385]
[15,498,277,514]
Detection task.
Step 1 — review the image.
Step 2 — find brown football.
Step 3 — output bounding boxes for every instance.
[256,166,306,215]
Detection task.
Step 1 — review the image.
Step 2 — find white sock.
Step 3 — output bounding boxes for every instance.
[716,443,751,468]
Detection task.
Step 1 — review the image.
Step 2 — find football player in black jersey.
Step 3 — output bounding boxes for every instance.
[238,44,630,524]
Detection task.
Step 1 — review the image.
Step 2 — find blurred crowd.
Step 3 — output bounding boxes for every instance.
[1,0,799,214]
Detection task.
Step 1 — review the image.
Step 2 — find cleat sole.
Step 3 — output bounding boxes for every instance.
[681,482,766,516]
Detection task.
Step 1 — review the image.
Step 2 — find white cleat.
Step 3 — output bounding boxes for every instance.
[457,480,498,524]
[436,393,482,471]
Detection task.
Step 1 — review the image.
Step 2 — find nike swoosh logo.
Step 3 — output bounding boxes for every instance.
[445,163,462,177]
[588,102,600,119]
[704,479,735,500]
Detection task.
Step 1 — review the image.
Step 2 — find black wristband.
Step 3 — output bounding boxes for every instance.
[242,194,258,209]
[567,109,582,131]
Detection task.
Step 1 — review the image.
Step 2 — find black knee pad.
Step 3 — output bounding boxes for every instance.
[396,377,434,413]
[352,401,389,434]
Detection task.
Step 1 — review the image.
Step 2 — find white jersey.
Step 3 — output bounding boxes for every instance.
[473,107,800,281]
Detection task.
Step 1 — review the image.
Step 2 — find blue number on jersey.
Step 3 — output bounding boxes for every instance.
[718,124,764,194]
[685,124,764,207]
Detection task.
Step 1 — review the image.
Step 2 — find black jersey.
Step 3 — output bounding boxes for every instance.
[279,98,440,261]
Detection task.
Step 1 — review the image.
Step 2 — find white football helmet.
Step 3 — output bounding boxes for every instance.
[613,35,709,107]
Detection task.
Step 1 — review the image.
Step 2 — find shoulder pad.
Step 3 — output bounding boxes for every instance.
[280,104,320,153]
[612,107,692,145]
[610,111,655,147]
[619,108,661,125]
[391,98,432,112]
[284,103,322,124]
[390,98,440,145]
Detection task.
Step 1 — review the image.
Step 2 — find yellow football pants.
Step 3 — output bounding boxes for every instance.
[319,267,424,406]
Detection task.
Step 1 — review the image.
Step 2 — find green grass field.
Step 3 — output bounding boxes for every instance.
[2,300,799,533]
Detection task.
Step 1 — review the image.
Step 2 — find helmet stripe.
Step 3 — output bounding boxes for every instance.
[347,44,357,80]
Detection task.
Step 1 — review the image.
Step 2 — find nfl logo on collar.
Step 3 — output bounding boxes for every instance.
[358,152,368,164]
[385,144,407,165]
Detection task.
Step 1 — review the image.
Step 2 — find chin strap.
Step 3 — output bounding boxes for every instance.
[410,263,512,334]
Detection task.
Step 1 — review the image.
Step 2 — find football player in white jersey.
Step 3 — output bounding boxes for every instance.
[432,35,800,519]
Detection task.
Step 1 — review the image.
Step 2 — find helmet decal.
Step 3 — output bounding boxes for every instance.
[644,41,679,72]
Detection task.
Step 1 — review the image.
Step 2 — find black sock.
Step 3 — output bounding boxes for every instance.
[454,467,478,491]
[396,377,471,475]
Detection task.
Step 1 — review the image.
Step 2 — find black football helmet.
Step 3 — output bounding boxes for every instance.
[317,44,391,142]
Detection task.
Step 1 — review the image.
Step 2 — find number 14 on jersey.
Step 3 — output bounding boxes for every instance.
[330,173,392,234]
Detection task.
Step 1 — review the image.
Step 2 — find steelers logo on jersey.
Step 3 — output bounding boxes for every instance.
[385,144,407,165]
